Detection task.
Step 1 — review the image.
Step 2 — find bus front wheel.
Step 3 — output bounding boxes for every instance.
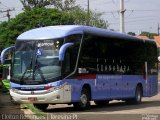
[73,88,90,110]
[33,104,49,111]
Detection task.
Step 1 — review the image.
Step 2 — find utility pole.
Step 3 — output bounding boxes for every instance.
[87,0,90,25]
[87,0,89,15]
[120,0,126,33]
[0,9,14,21]
[158,23,160,36]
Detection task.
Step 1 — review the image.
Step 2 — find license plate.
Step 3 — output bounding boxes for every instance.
[28,97,37,101]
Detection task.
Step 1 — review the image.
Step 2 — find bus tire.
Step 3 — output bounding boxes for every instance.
[33,104,49,111]
[126,85,142,104]
[94,100,109,106]
[73,88,90,110]
[133,85,143,104]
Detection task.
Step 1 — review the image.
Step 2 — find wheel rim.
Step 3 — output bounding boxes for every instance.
[136,89,141,102]
[80,94,87,105]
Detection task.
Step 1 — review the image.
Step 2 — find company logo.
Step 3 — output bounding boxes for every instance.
[37,43,54,47]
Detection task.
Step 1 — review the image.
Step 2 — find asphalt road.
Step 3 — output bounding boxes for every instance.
[0,92,30,120]
[45,83,160,120]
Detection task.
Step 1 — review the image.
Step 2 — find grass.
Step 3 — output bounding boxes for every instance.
[20,104,45,117]
[1,79,10,92]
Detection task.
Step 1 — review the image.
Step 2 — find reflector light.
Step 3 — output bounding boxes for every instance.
[44,86,52,90]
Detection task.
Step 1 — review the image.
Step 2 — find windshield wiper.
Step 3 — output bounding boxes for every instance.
[20,56,33,84]
[33,53,38,80]
[32,48,46,84]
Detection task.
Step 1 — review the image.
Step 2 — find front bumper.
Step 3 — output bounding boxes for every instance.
[10,84,71,104]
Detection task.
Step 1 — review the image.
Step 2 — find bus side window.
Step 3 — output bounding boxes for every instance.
[65,52,70,73]
[63,47,76,77]
[63,49,71,76]
[146,43,158,75]
[78,34,98,74]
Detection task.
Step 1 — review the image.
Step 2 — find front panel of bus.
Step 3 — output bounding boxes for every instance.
[10,34,82,103]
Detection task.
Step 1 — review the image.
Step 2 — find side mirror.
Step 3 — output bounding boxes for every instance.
[1,46,15,64]
[59,43,73,61]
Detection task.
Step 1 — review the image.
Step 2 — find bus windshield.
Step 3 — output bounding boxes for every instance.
[11,38,64,85]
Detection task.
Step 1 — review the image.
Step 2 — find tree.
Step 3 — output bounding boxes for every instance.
[20,0,78,11]
[51,0,78,11]
[128,32,136,36]
[20,0,108,28]
[0,7,108,51]
[0,0,108,51]
[20,0,51,10]
[0,22,10,49]
[0,8,69,51]
[64,7,108,28]
[139,32,158,39]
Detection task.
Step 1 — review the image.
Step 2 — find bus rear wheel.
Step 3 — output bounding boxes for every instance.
[73,88,90,110]
[126,85,142,104]
[133,85,143,104]
[94,100,109,106]
[33,104,49,111]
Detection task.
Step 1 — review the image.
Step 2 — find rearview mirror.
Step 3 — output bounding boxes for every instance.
[1,46,15,64]
[59,43,73,61]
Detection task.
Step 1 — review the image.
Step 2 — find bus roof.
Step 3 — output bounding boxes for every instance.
[17,25,151,42]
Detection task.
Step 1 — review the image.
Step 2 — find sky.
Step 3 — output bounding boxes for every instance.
[0,0,160,35]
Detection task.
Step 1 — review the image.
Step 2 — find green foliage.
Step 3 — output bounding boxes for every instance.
[63,7,108,28]
[20,0,51,10]
[128,32,136,36]
[20,0,79,11]
[0,22,10,49]
[21,104,45,118]
[0,4,108,51]
[20,0,108,28]
[139,31,158,39]
[1,79,10,92]
[0,8,69,51]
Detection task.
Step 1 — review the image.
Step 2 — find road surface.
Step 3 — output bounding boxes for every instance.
[45,83,160,120]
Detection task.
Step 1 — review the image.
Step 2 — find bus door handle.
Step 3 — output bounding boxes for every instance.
[115,83,118,86]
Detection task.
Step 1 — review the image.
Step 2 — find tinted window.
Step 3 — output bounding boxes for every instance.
[146,42,158,75]
[78,33,156,75]
[62,34,82,78]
